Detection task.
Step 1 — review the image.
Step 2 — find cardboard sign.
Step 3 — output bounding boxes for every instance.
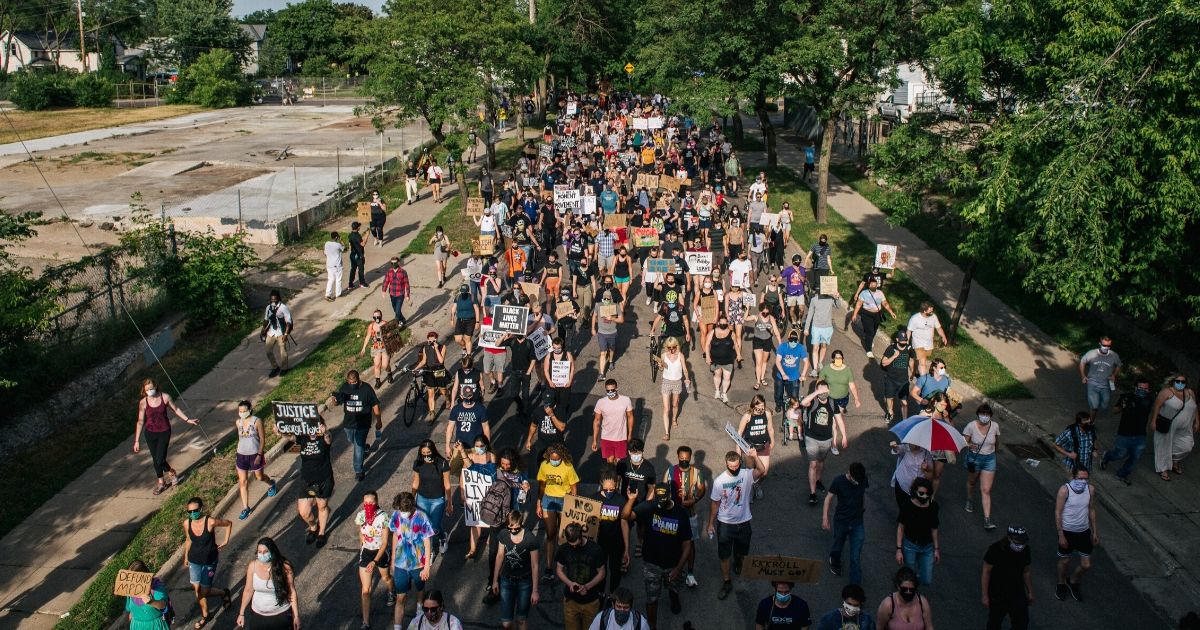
[661,176,681,192]
[356,202,372,224]
[381,319,405,354]
[554,185,582,213]
[539,143,553,158]
[272,402,321,435]
[597,303,618,318]
[113,569,154,599]
[550,360,571,386]
[820,275,839,297]
[518,282,542,302]
[646,258,673,274]
[556,300,576,319]
[475,235,495,257]
[466,197,485,217]
[700,295,718,324]
[875,244,898,270]
[582,195,597,215]
[759,212,779,230]
[479,325,503,349]
[461,468,494,527]
[492,305,528,334]
[742,555,824,584]
[684,251,713,276]
[558,494,603,543]
[724,421,754,454]
[603,213,628,229]
[528,326,551,359]
[636,173,659,191]
[633,228,660,247]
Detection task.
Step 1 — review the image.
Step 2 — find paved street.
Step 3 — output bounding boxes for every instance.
[164,253,1163,629]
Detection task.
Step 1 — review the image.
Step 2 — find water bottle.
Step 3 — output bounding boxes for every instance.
[517,487,529,505]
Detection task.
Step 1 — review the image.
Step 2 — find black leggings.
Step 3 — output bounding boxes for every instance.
[601,539,624,593]
[370,223,384,241]
[859,310,882,353]
[145,429,172,479]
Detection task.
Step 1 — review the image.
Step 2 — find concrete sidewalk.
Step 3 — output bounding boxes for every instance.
[0,141,494,629]
[745,115,1199,621]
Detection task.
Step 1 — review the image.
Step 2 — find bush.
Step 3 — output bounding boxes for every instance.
[71,73,115,108]
[167,49,252,108]
[8,70,75,111]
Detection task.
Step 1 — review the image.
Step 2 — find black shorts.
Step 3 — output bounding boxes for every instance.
[716,521,752,559]
[423,368,448,389]
[300,476,334,500]
[752,337,774,352]
[455,318,476,336]
[1057,529,1093,558]
[359,547,391,568]
[883,377,910,399]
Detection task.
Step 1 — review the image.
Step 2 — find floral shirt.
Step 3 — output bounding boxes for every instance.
[389,510,435,570]
[356,508,389,551]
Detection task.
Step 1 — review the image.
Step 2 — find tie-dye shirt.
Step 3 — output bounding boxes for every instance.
[389,510,435,570]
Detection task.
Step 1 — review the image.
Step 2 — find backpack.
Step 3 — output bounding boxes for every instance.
[479,477,514,527]
[599,607,644,629]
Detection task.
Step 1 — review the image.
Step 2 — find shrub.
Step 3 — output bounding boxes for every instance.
[71,73,115,108]
[168,49,252,108]
[8,70,75,111]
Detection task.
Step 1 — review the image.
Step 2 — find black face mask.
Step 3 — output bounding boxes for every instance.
[678,460,691,469]
[898,588,917,602]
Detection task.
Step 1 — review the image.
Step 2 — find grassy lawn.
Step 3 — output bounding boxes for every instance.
[0,105,205,144]
[762,165,1033,399]
[59,319,408,629]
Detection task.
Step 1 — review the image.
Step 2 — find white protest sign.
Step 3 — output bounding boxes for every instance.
[582,195,597,215]
[528,326,551,360]
[759,212,780,230]
[724,422,754,454]
[461,468,494,527]
[566,102,578,116]
[632,118,649,130]
[479,325,503,349]
[550,360,571,387]
[648,116,664,129]
[684,251,713,276]
[875,244,898,270]
[554,185,582,213]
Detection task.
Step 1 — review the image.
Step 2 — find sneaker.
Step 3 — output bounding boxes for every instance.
[269,367,281,378]
[375,378,382,388]
[1068,581,1082,602]
[266,482,278,498]
[356,472,365,481]
[348,283,358,290]
[984,517,996,531]
[305,529,317,545]
[816,480,826,493]
[669,589,682,614]
[440,538,449,555]
[866,351,875,359]
[1055,583,1069,601]
[965,500,974,513]
[753,484,763,500]
[720,392,729,403]
[831,446,841,456]
[808,493,818,505]
[386,592,396,607]
[717,580,733,600]
[685,573,698,588]
[775,405,783,413]
[883,412,893,425]
[238,507,252,520]
[481,589,499,605]
[714,391,721,400]
[646,297,652,306]
[809,368,819,378]
[361,624,370,630]
[315,533,328,548]
[1118,475,1132,486]
[828,556,842,576]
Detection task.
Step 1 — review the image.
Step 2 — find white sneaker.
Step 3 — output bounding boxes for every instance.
[720,392,729,403]
[439,538,449,555]
[831,446,841,456]
[809,368,819,378]
[714,391,721,400]
[866,351,875,359]
[646,297,652,306]
[685,573,699,588]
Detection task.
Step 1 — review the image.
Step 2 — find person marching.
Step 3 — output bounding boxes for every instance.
[355,490,395,629]
[134,378,199,495]
[182,497,232,629]
[234,400,277,520]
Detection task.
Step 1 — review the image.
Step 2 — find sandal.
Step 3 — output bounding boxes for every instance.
[1160,472,1171,481]
[221,588,232,608]
[1173,465,1184,475]
[753,381,760,391]
[663,433,671,441]
[153,483,166,496]
[194,615,210,629]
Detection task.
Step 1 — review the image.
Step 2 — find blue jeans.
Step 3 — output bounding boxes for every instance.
[389,294,407,326]
[902,539,935,585]
[344,427,369,474]
[829,521,864,585]
[773,374,800,410]
[498,575,532,623]
[1086,384,1111,413]
[1103,434,1146,478]
[415,494,447,537]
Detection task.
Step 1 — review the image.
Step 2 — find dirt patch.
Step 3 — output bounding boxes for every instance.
[316,117,377,131]
[0,105,205,145]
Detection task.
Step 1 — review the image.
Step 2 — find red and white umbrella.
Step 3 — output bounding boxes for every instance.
[900,418,967,452]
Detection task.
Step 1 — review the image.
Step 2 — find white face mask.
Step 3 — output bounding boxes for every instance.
[936,367,946,377]
[978,415,991,424]
[146,388,158,397]
[238,410,251,419]
[843,602,861,617]
[630,453,643,464]
[399,511,413,519]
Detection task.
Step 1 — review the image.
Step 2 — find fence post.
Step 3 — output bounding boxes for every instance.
[102,253,117,320]
[237,189,243,231]
[361,139,367,193]
[336,147,341,188]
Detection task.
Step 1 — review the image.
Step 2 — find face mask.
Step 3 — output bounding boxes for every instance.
[423,455,433,463]
[391,262,399,268]
[187,510,202,520]
[727,465,741,476]
[146,388,158,397]
[703,282,712,289]
[897,343,908,349]
[1135,388,1149,397]
[474,446,486,455]
[553,347,563,354]
[978,415,992,424]
[656,498,671,509]
[601,488,616,498]
[606,391,617,399]
[428,339,437,345]
[819,240,827,246]
[817,394,829,403]
[549,459,563,467]
[934,402,947,413]
[678,460,691,470]
[1069,479,1088,493]
[630,453,643,464]
[914,494,931,505]
[257,551,272,563]
[898,588,916,602]
[774,592,791,604]
[614,610,632,625]
[1175,382,1187,391]
[718,323,729,330]
[151,589,168,601]
[843,603,860,617]
[373,316,382,322]
[1009,542,1026,552]
[238,410,251,419]
[1099,346,1111,354]
[936,367,946,377]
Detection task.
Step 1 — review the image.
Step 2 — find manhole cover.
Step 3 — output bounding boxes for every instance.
[1005,442,1054,460]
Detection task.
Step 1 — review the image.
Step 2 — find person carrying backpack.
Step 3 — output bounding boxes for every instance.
[588,587,650,629]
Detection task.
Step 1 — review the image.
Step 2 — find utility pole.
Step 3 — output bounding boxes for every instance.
[76,0,88,72]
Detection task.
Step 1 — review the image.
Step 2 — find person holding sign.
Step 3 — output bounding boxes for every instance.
[707,449,767,601]
[122,560,170,630]
[556,522,608,630]
[848,276,896,359]
[543,338,576,419]
[592,291,625,380]
[737,395,777,499]
[554,289,582,349]
[181,497,232,629]
[285,415,334,547]
[803,235,835,299]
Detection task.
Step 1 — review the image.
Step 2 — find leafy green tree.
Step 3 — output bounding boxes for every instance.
[238,8,277,24]
[0,213,59,389]
[268,0,342,72]
[153,0,251,68]
[166,49,252,107]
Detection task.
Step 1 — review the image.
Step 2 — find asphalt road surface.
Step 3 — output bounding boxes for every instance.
[175,276,1163,630]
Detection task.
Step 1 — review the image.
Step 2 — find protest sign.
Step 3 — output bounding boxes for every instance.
[631,117,649,130]
[461,468,494,527]
[742,555,824,584]
[724,421,754,454]
[684,251,713,276]
[874,244,898,270]
[661,176,681,192]
[582,195,597,215]
[479,325,503,350]
[758,212,779,230]
[554,185,582,213]
[635,173,659,191]
[539,143,553,158]
[604,213,628,229]
[518,282,542,302]
[646,258,674,274]
[474,235,495,257]
[598,303,618,319]
[633,228,660,247]
[465,197,485,217]
[700,295,718,324]
[492,305,528,334]
[356,202,372,224]
[528,326,551,359]
[272,402,321,435]
[522,176,539,189]
[741,293,758,309]
[555,300,576,319]
[113,569,154,599]
[820,275,839,297]
[647,116,664,129]
[550,360,571,386]
[566,102,578,116]
[559,494,603,543]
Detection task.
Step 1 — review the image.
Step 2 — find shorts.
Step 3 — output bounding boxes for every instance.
[455,318,476,336]
[883,377,910,399]
[614,276,631,284]
[699,219,713,229]
[393,567,426,594]
[752,337,774,352]
[642,562,681,604]
[483,351,508,373]
[785,294,805,307]
[710,362,734,374]
[600,439,628,460]
[1057,529,1094,558]
[371,345,387,356]
[541,494,565,512]
[597,332,618,352]
[965,451,997,473]
[235,453,264,472]
[661,378,683,396]
[811,326,833,345]
[359,548,391,569]
[749,442,771,457]
[188,562,216,587]
[833,396,850,412]
[805,437,833,462]
[716,521,753,559]
[423,368,448,389]
[300,476,335,500]
[430,177,442,185]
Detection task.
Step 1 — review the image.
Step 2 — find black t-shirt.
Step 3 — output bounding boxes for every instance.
[500,529,543,580]
[296,435,333,483]
[531,410,565,443]
[898,500,940,546]
[1116,392,1154,436]
[349,231,365,254]
[504,337,535,371]
[567,237,587,261]
[805,398,838,441]
[595,490,625,545]
[554,541,606,603]
[983,539,1031,598]
[754,596,812,629]
[412,457,450,499]
[882,343,915,378]
[862,269,885,290]
[616,459,656,500]
[338,382,379,430]
[658,301,687,337]
[634,501,692,569]
[828,474,868,525]
[454,367,482,395]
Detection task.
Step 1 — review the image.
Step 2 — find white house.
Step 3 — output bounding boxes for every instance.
[240,24,267,76]
[1,31,102,74]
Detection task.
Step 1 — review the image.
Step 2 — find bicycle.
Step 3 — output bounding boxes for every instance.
[400,368,428,427]
[648,334,662,383]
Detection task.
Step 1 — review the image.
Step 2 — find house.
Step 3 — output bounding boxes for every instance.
[1,31,103,74]
[240,24,268,76]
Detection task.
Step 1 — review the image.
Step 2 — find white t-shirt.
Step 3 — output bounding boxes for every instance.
[324,241,344,267]
[479,214,497,233]
[963,421,1000,456]
[263,303,292,338]
[728,259,752,288]
[906,312,940,349]
[710,468,754,525]
[748,181,767,198]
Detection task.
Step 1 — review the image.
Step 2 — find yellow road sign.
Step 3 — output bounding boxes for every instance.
[624,63,635,74]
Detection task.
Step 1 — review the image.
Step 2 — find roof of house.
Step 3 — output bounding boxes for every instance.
[7,30,101,53]
[240,24,268,43]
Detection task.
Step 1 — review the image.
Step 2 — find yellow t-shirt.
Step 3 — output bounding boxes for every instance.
[537,460,580,498]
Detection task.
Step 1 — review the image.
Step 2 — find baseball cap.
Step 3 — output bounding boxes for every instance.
[895,331,908,342]
[1007,525,1029,543]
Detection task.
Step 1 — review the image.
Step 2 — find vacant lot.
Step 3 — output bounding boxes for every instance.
[0,105,205,144]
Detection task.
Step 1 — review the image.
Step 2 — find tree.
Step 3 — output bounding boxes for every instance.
[774,0,916,223]
[153,0,250,68]
[238,9,277,24]
[872,0,1200,336]
[0,213,59,389]
[166,48,252,107]
[267,0,342,73]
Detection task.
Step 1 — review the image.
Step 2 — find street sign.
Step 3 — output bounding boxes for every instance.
[624,62,635,75]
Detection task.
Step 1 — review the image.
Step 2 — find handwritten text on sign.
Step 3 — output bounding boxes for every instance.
[461,468,494,527]
[113,569,154,598]
[527,326,551,360]
[741,555,823,584]
[684,251,713,276]
[273,401,321,435]
[554,185,581,212]
[559,494,603,543]
[550,360,571,387]
[492,305,528,334]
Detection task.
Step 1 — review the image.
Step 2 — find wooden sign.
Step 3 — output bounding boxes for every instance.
[380,320,405,354]
[636,173,659,191]
[492,304,529,334]
[742,555,824,584]
[603,213,628,229]
[633,228,660,247]
[645,258,673,274]
[820,275,839,297]
[559,494,603,543]
[700,295,718,324]
[466,197,485,217]
[556,300,576,319]
[113,569,154,599]
[875,244,898,270]
[597,303,618,318]
[272,402,321,436]
[356,202,372,224]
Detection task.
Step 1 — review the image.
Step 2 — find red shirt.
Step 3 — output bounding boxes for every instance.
[383,267,410,297]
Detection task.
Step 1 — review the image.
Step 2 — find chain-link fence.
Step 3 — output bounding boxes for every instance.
[113,82,164,108]
[253,76,367,105]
